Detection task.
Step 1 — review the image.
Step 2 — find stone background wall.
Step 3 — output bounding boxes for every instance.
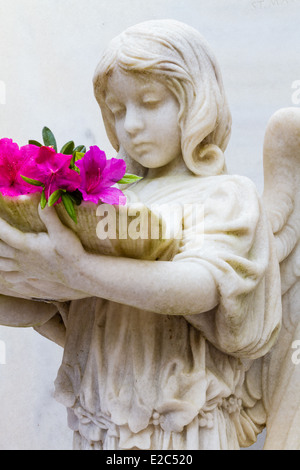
[0,0,299,450]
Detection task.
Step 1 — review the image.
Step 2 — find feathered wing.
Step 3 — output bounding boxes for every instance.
[261,107,300,450]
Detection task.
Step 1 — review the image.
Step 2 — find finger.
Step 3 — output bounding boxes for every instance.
[0,218,46,255]
[0,258,19,271]
[38,204,83,256]
[0,285,32,299]
[0,280,48,300]
[0,271,28,283]
[0,241,17,258]
[0,218,27,250]
[38,204,68,238]
[25,279,87,301]
[23,280,54,298]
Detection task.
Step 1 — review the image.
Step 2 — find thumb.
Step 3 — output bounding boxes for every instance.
[38,204,65,238]
[39,205,84,260]
[38,204,84,258]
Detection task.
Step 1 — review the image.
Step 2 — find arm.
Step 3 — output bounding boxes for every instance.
[0,294,66,347]
[0,206,218,315]
[71,253,218,315]
[0,294,57,327]
[40,206,219,315]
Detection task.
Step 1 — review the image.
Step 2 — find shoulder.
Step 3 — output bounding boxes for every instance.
[178,174,262,217]
[199,174,261,205]
[199,175,262,229]
[210,174,259,192]
[186,173,259,193]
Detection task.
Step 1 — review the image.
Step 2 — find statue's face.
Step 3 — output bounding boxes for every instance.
[105,68,182,169]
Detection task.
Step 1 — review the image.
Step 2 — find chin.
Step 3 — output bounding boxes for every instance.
[132,156,160,169]
[131,150,173,169]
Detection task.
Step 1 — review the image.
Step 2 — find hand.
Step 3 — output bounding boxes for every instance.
[0,205,88,300]
[0,274,86,302]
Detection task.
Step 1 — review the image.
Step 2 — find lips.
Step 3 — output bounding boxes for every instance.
[132,140,150,147]
[132,141,152,152]
[123,141,152,159]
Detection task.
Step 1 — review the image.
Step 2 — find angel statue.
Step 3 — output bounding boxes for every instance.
[0,19,299,450]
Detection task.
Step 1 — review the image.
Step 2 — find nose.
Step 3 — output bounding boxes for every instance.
[123,104,144,135]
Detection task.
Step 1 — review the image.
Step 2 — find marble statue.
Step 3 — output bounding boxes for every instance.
[0,19,299,450]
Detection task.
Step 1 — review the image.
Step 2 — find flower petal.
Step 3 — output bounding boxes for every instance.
[54,166,82,192]
[35,146,57,166]
[86,146,107,172]
[0,139,39,196]
[20,144,40,163]
[76,146,108,195]
[79,190,101,204]
[96,187,127,205]
[101,158,127,187]
[0,138,19,153]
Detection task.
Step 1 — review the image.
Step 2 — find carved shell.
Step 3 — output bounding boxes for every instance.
[0,193,178,261]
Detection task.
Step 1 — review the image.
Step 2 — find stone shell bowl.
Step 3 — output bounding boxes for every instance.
[0,193,178,261]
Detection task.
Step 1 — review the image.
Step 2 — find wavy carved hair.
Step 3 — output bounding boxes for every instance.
[93,19,232,176]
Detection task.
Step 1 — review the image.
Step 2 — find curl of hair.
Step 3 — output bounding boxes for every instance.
[93,19,232,176]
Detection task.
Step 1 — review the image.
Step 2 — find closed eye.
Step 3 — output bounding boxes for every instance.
[142,99,161,108]
[105,96,126,117]
[109,106,126,118]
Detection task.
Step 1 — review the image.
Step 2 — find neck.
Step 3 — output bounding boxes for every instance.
[145,154,191,179]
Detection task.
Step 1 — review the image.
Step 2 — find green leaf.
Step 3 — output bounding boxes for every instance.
[42,127,57,151]
[117,173,143,184]
[28,139,42,147]
[20,175,45,187]
[40,189,47,209]
[68,189,83,206]
[73,145,86,154]
[48,189,62,207]
[74,151,85,161]
[60,140,75,155]
[70,152,85,173]
[61,193,77,223]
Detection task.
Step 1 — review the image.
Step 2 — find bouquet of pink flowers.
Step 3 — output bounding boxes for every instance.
[0,126,140,224]
[0,128,177,260]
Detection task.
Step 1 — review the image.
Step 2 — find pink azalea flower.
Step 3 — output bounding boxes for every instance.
[75,146,127,205]
[0,138,41,197]
[22,146,81,201]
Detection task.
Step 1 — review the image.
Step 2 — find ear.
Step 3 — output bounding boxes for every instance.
[187,144,225,176]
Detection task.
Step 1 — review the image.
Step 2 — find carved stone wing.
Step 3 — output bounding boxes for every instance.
[262,107,300,449]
